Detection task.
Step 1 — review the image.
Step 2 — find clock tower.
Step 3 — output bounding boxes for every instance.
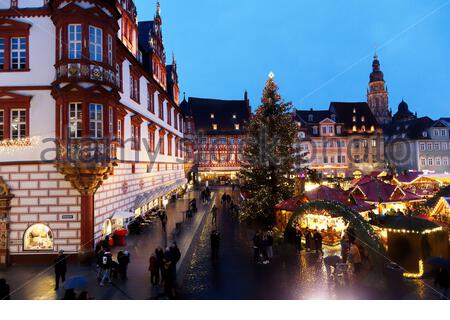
[367,54,391,125]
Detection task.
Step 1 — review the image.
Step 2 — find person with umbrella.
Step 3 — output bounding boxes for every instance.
[54,250,67,290]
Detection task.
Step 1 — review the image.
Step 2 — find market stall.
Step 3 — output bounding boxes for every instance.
[371,215,448,277]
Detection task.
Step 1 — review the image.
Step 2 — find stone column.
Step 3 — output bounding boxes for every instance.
[0,177,14,268]
[56,162,115,262]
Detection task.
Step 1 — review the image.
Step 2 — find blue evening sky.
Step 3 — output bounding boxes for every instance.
[135,0,450,119]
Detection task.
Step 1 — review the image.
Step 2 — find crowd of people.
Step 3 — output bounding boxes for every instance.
[252,230,274,264]
[148,242,181,299]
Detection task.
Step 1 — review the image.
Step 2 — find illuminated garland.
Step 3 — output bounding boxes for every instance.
[385,226,443,235]
[0,137,40,151]
[403,259,424,279]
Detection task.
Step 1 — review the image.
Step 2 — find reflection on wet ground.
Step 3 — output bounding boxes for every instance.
[179,187,443,300]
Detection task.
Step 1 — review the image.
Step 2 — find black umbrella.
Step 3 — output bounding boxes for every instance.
[426,257,450,270]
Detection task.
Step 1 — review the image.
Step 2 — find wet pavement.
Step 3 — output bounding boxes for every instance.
[179,187,444,300]
[0,189,214,300]
[1,186,445,300]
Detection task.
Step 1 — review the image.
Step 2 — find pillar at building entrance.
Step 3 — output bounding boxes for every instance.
[0,177,14,268]
[56,162,115,262]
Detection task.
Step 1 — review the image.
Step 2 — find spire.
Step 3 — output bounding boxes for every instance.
[244,90,248,101]
[172,51,176,66]
[156,0,161,17]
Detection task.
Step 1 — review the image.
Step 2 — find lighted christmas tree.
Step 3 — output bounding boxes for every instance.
[239,73,305,224]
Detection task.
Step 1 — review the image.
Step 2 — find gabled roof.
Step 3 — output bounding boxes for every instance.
[187,97,250,135]
[394,171,423,184]
[137,21,153,53]
[295,109,332,124]
[351,179,422,203]
[329,102,379,130]
[383,117,435,140]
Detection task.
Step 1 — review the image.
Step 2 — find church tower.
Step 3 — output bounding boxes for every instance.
[367,54,391,125]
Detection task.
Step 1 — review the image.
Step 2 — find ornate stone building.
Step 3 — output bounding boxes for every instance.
[181,94,250,183]
[0,0,185,264]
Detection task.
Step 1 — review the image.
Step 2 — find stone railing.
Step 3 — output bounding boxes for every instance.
[56,139,117,165]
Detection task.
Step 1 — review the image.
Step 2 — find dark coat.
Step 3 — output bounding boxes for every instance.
[54,254,67,274]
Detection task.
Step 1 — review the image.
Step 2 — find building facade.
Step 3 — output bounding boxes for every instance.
[181,95,250,183]
[295,102,385,179]
[0,0,186,265]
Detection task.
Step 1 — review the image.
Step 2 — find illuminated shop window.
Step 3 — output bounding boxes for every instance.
[23,224,54,251]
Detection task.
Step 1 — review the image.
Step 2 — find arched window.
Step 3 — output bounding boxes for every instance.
[23,223,54,251]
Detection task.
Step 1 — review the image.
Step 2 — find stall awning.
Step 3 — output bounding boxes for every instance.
[133,178,187,210]
[112,210,135,220]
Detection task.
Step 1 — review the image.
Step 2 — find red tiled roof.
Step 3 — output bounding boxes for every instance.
[275,186,375,213]
[395,171,423,184]
[351,179,422,203]
[275,195,307,211]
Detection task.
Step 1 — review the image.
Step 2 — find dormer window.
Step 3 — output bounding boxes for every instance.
[353,108,356,114]
[353,125,357,132]
[361,125,366,132]
[308,114,313,122]
[212,124,218,130]
[370,125,375,132]
[422,131,427,137]
[210,113,215,119]
[361,116,365,122]
[331,114,336,121]
[352,116,356,122]
[232,114,237,119]
[234,124,240,130]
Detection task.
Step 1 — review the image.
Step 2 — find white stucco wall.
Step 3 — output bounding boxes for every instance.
[0,90,56,162]
[0,16,55,87]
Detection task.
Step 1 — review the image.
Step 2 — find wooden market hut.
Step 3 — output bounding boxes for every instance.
[373,216,448,275]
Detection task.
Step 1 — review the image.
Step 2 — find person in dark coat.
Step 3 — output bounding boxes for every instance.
[118,251,130,280]
[295,228,303,252]
[313,230,324,256]
[54,250,67,290]
[305,230,312,252]
[253,231,262,264]
[169,243,181,284]
[155,247,164,282]
[160,211,168,233]
[149,253,159,286]
[210,230,220,263]
[434,267,449,299]
[0,278,10,300]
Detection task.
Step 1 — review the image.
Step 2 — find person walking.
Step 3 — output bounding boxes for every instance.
[211,205,218,226]
[434,267,449,299]
[54,250,67,290]
[118,250,130,280]
[0,278,10,300]
[313,230,324,256]
[155,247,164,283]
[253,231,262,264]
[305,229,312,252]
[340,234,349,263]
[149,253,159,286]
[99,249,113,286]
[160,211,168,233]
[349,242,362,275]
[295,228,303,252]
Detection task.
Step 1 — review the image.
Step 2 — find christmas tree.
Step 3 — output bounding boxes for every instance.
[239,74,305,224]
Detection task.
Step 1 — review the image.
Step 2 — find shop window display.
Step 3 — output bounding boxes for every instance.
[23,224,54,251]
